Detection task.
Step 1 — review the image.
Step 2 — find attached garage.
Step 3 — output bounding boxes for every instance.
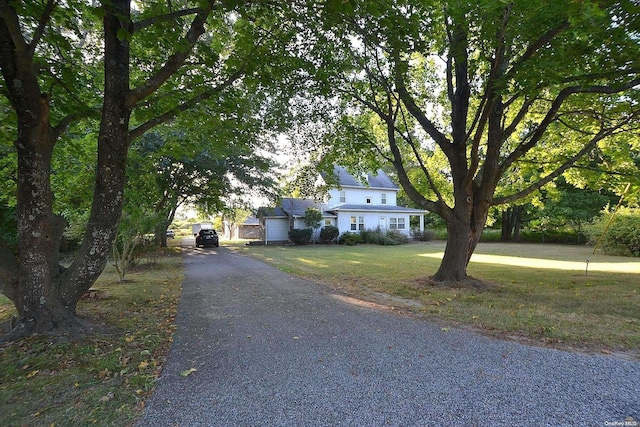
[264,218,290,244]
[257,207,290,244]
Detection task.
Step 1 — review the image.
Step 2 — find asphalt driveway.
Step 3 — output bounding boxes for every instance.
[136,246,639,426]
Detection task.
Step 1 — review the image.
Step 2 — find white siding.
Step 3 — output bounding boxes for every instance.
[327,187,397,207]
[335,212,351,233]
[336,212,413,236]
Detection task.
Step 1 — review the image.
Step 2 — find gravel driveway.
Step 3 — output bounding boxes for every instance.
[137,247,639,427]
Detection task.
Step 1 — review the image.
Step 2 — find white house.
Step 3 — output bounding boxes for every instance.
[258,166,426,244]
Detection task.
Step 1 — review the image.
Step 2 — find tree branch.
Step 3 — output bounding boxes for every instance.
[503,19,570,81]
[447,13,470,147]
[337,84,388,120]
[393,55,451,153]
[126,5,213,108]
[493,130,607,205]
[498,78,640,178]
[132,7,203,33]
[129,64,246,140]
[396,106,447,207]
[387,122,443,217]
[466,3,512,187]
[0,0,30,59]
[52,107,98,139]
[502,95,537,139]
[28,0,56,58]
[494,107,640,205]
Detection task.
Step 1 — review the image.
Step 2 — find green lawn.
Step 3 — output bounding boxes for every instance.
[0,242,637,426]
[238,242,640,355]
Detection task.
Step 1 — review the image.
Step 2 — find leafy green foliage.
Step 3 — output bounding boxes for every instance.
[522,180,611,244]
[319,226,339,243]
[587,208,640,257]
[411,229,436,242]
[338,232,362,246]
[288,0,640,281]
[2,0,311,337]
[128,118,278,245]
[359,228,409,245]
[220,209,253,238]
[302,208,323,229]
[52,121,100,250]
[288,228,313,245]
[111,202,163,282]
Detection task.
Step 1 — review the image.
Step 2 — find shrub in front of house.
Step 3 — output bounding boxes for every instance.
[384,230,409,245]
[289,228,313,245]
[320,226,339,243]
[338,231,362,246]
[411,229,436,241]
[359,228,409,245]
[359,228,383,244]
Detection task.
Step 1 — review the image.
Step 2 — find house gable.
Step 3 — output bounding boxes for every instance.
[281,198,324,218]
[325,165,398,190]
[323,166,399,208]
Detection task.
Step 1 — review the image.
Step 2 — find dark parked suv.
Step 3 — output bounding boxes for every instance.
[195,229,219,248]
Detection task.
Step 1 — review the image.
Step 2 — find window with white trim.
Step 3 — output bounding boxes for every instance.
[381,193,387,205]
[389,217,406,230]
[350,216,364,231]
[339,191,346,203]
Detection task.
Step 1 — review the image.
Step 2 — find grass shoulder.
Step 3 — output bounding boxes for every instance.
[0,250,183,427]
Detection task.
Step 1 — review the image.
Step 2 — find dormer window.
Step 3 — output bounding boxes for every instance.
[381,193,387,205]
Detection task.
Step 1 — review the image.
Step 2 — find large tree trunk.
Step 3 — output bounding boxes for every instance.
[0,1,131,341]
[513,207,522,241]
[1,0,215,341]
[1,103,84,338]
[55,0,131,318]
[10,106,75,336]
[0,9,80,337]
[433,221,475,282]
[432,204,486,284]
[501,208,514,240]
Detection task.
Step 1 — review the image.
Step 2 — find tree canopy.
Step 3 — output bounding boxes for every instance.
[290,0,640,283]
[1,0,639,341]
[0,0,302,340]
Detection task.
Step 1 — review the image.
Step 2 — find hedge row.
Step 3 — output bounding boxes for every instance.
[338,228,410,246]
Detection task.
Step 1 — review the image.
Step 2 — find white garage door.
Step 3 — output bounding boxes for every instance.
[266,219,289,243]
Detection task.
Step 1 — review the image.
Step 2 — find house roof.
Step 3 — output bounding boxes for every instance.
[241,216,260,226]
[257,206,288,218]
[259,198,335,219]
[327,165,399,190]
[258,198,338,219]
[281,198,324,217]
[328,204,426,214]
